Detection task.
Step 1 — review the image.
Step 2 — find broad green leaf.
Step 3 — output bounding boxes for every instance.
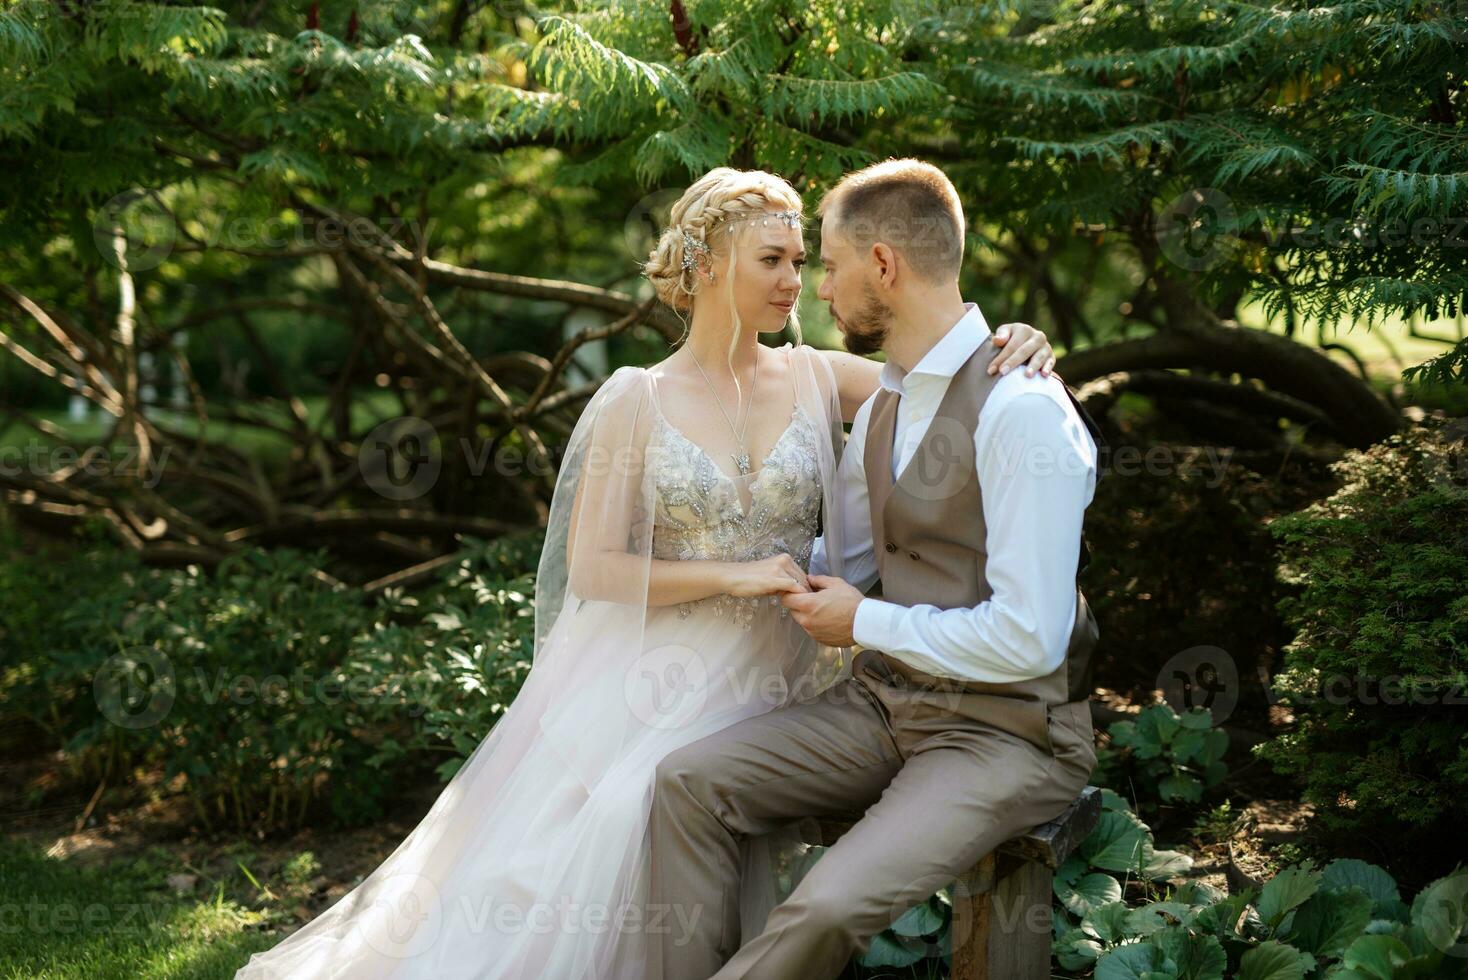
[1340,934,1414,979]
[1237,939,1310,980]
[1287,887,1373,959]
[1173,727,1207,760]
[1083,900,1132,944]
[1054,927,1105,971]
[1159,773,1203,803]
[1153,926,1228,980]
[1110,719,1140,748]
[1411,868,1468,958]
[1194,893,1255,941]
[1198,729,1230,766]
[1322,859,1400,910]
[889,897,944,938]
[1096,940,1171,980]
[1145,704,1182,742]
[1177,707,1215,730]
[1058,871,1124,917]
[1083,810,1154,872]
[1125,904,1171,937]
[1174,880,1227,907]
[1258,867,1322,928]
[1145,849,1196,880]
[1057,853,1088,887]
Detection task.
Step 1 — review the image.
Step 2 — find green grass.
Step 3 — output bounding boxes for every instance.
[0,839,275,980]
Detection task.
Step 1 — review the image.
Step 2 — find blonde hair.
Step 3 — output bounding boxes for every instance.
[643,168,805,389]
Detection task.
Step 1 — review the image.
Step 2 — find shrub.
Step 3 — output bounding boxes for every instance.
[0,529,543,833]
[0,526,163,780]
[351,531,541,781]
[1259,424,1468,846]
[104,546,401,831]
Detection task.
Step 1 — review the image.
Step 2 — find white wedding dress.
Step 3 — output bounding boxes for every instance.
[235,343,851,980]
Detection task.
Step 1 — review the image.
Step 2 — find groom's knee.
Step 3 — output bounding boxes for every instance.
[652,743,718,817]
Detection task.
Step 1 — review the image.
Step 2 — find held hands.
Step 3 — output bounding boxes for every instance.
[724,553,811,598]
[990,322,1056,378]
[780,575,863,647]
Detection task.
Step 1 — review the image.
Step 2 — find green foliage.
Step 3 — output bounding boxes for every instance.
[1055,791,1468,979]
[0,529,167,778]
[1098,704,1230,809]
[1260,424,1468,840]
[0,527,543,833]
[360,531,541,780]
[279,849,321,887]
[92,546,410,831]
[926,0,1468,383]
[2,0,1457,435]
[819,742,1467,977]
[1191,801,1243,846]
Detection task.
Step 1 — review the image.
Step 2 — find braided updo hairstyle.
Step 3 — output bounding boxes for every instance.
[642,168,805,353]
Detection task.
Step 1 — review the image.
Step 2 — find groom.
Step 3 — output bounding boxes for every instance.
[648,158,1103,979]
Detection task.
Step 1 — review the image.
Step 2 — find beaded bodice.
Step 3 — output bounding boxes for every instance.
[647,403,823,628]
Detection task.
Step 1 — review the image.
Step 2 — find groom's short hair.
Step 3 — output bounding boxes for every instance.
[817,158,965,283]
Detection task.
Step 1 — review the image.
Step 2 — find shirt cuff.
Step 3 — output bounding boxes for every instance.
[853,598,900,652]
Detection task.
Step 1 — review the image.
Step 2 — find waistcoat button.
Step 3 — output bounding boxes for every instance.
[884,542,896,553]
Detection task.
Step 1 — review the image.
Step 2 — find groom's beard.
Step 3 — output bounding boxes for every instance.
[836,284,893,357]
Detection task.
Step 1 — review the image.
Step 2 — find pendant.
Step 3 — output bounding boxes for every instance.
[733,452,751,475]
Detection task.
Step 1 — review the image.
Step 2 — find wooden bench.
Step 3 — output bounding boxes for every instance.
[803,785,1101,980]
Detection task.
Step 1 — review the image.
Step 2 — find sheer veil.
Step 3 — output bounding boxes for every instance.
[235,342,850,979]
[531,341,853,944]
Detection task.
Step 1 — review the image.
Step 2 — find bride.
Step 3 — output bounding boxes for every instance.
[235,167,1054,979]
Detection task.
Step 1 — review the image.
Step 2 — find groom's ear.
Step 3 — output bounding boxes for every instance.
[871,242,899,288]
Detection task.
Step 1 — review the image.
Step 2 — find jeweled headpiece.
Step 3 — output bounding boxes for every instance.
[679,209,803,273]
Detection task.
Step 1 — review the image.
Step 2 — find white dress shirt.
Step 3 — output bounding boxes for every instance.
[809,302,1098,683]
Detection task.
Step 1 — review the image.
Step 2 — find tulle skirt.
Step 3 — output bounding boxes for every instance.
[235,594,838,980]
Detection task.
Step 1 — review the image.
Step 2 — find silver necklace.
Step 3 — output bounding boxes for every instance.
[688,348,759,475]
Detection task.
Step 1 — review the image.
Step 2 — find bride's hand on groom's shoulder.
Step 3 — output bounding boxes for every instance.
[990,322,1057,379]
[724,553,811,598]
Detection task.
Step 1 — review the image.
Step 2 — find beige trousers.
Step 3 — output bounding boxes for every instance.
[648,650,1096,980]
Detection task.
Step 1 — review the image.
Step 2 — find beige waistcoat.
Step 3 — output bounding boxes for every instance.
[861,335,1102,752]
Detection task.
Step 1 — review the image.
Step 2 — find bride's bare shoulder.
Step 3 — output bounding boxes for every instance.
[641,357,691,392]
